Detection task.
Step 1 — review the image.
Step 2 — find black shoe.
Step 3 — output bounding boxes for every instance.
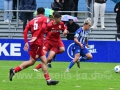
[48,63,52,68]
[9,68,15,81]
[47,80,59,85]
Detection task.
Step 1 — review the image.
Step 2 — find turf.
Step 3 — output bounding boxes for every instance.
[0,60,120,90]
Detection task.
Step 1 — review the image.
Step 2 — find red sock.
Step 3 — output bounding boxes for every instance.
[14,66,22,73]
[56,50,62,54]
[44,73,51,81]
[35,64,42,69]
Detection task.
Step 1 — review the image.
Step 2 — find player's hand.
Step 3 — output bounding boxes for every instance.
[29,37,37,42]
[80,43,84,49]
[24,42,29,51]
[63,30,69,36]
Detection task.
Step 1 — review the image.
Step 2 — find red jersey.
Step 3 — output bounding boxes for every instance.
[46,20,67,42]
[24,15,48,45]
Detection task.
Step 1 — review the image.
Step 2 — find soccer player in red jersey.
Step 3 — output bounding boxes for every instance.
[9,7,59,85]
[33,12,68,71]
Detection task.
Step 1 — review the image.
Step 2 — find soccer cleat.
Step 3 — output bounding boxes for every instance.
[9,68,15,81]
[76,60,80,68]
[47,63,52,68]
[33,69,39,72]
[47,80,59,85]
[65,68,70,72]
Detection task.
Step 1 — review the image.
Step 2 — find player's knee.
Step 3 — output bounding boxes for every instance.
[87,55,92,60]
[73,58,79,62]
[42,60,47,64]
[60,48,65,52]
[41,56,47,64]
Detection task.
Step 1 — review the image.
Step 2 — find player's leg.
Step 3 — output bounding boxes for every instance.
[33,63,42,72]
[9,44,40,81]
[56,46,65,54]
[33,41,50,71]
[47,50,56,68]
[66,53,80,72]
[80,48,92,61]
[9,57,36,81]
[33,50,47,71]
[52,40,65,61]
[80,52,92,61]
[76,48,92,68]
[47,40,65,67]
[33,45,59,85]
[56,40,65,54]
[66,45,81,71]
[40,54,59,85]
[76,56,81,68]
[50,46,65,62]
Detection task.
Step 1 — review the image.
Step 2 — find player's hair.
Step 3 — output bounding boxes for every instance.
[83,18,91,25]
[53,11,61,18]
[37,7,45,14]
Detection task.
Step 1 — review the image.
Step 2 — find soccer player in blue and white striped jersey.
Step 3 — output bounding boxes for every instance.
[66,18,93,72]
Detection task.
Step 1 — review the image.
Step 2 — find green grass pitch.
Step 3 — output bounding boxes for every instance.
[0,60,120,90]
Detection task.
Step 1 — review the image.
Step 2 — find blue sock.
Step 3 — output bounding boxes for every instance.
[80,56,87,61]
[68,61,75,70]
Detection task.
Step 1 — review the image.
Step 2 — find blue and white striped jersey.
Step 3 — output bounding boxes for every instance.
[74,27,89,45]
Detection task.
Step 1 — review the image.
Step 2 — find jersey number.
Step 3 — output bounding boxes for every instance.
[34,20,38,30]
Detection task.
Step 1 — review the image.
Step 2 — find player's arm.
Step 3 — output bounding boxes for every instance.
[74,38,84,49]
[23,22,30,43]
[45,28,50,35]
[74,30,84,49]
[44,23,51,37]
[62,23,69,36]
[23,22,30,51]
[85,37,89,48]
[46,21,52,32]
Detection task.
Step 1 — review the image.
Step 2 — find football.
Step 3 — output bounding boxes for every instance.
[114,65,120,73]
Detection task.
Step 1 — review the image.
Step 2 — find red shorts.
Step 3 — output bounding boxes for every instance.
[58,39,64,47]
[29,44,45,60]
[43,39,64,52]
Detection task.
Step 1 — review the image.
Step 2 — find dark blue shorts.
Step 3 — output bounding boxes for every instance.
[72,45,90,56]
